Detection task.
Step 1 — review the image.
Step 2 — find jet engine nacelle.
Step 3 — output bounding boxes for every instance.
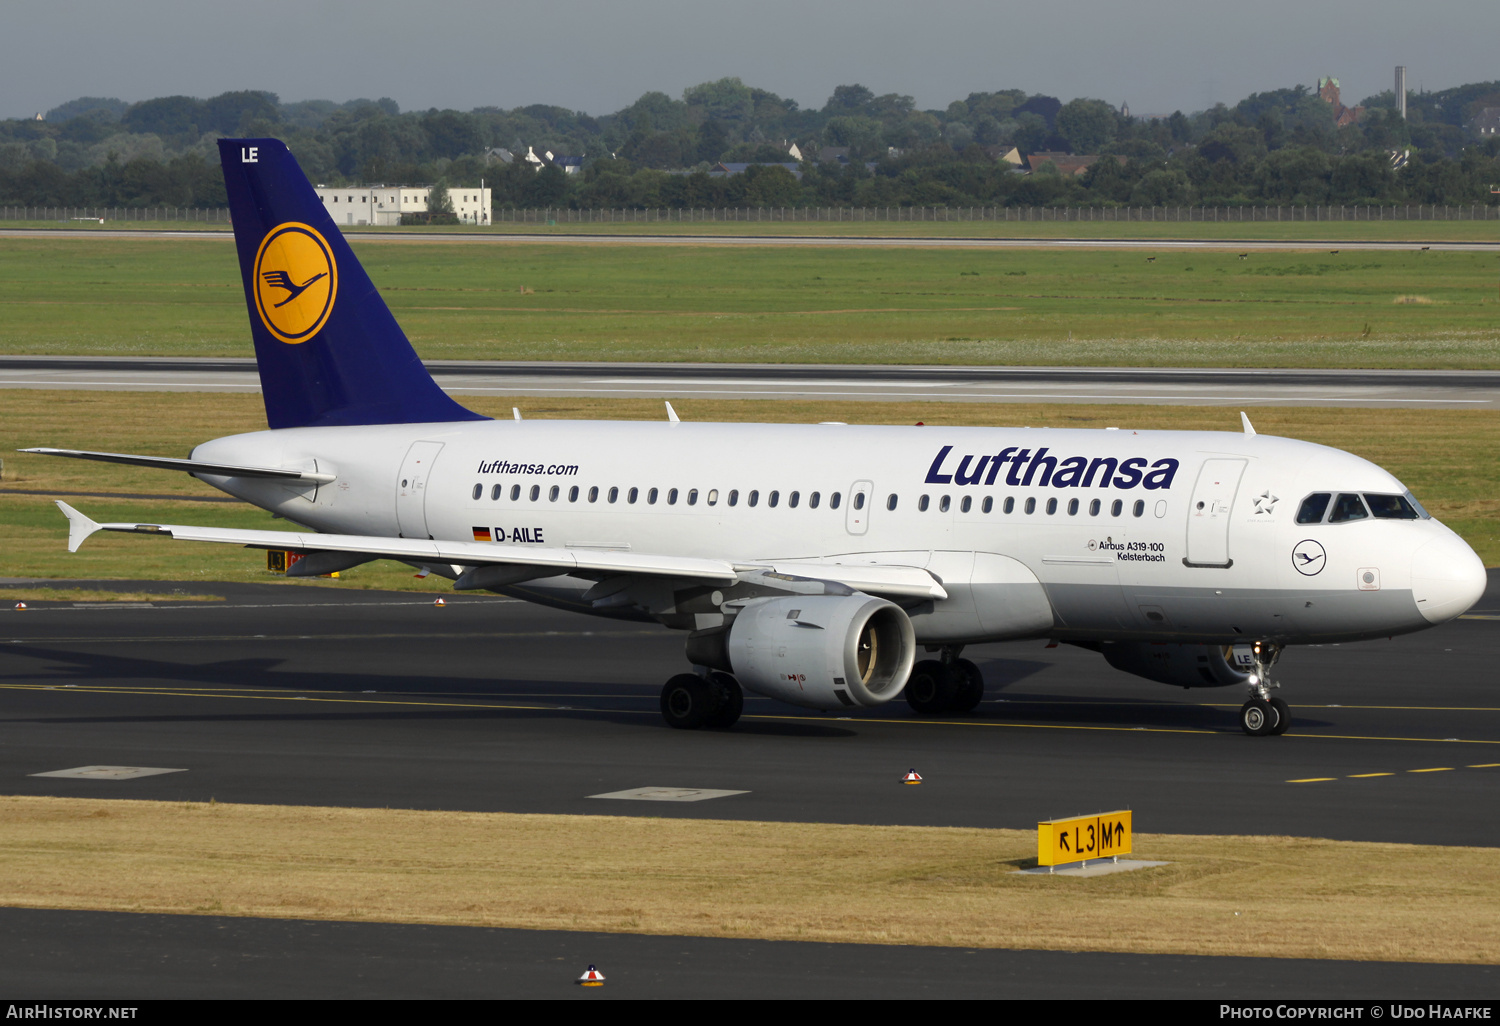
[723,595,916,711]
[1100,642,1253,689]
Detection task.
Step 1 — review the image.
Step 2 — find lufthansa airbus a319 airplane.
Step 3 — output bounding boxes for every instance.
[26,139,1488,736]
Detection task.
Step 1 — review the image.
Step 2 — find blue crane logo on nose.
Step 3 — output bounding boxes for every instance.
[1292,539,1326,576]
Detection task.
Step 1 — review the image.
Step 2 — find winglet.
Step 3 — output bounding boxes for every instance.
[55,501,101,553]
[1240,412,1256,436]
[665,401,680,423]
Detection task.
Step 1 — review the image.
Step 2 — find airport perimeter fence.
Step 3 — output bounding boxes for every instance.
[0,207,233,223]
[3,204,1499,225]
[490,204,1500,224]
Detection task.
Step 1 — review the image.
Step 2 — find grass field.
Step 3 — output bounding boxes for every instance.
[3,391,1497,580]
[1,236,1497,366]
[2,795,1496,962]
[7,216,1500,242]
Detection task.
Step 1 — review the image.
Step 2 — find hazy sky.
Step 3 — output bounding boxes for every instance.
[5,0,1495,120]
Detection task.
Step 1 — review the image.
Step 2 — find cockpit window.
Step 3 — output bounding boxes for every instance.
[1296,493,1331,524]
[1365,493,1422,520]
[1328,493,1369,523]
[1403,490,1431,519]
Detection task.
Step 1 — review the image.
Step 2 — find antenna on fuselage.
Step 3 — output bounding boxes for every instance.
[513,408,522,421]
[1240,411,1256,436]
[665,402,680,423]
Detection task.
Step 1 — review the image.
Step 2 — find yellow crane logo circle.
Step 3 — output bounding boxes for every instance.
[252,222,338,343]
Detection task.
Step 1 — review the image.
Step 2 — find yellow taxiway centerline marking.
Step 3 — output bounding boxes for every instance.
[1469,763,1500,768]
[1288,778,1338,783]
[5,683,1500,743]
[1348,772,1395,778]
[1408,767,1454,773]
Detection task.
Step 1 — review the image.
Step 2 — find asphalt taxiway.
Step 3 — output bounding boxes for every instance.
[2,356,1495,407]
[3,575,1498,997]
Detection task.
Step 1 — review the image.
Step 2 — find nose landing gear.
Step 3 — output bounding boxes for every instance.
[1239,641,1290,736]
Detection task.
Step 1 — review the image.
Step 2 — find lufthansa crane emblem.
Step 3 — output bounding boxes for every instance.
[1292,539,1327,576]
[252,222,338,343]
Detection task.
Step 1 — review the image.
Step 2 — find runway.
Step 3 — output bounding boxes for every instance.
[5,226,1499,253]
[2,356,1495,407]
[3,574,1498,996]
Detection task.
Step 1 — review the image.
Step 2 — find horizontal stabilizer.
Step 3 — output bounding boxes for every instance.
[20,448,335,484]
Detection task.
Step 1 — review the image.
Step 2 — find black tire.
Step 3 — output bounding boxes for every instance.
[905,659,957,714]
[661,673,718,730]
[704,672,744,729]
[1268,697,1291,736]
[950,659,985,713]
[1240,697,1278,736]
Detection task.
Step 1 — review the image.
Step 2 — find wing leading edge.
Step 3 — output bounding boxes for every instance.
[52,503,947,600]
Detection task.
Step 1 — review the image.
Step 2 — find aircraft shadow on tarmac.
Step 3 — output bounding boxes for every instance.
[3,646,1324,735]
[2,642,862,737]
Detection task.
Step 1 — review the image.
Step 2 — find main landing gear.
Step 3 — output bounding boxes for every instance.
[660,671,743,730]
[1239,640,1291,737]
[905,646,985,715]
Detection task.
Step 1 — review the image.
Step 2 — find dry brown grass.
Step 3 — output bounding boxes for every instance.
[3,795,1496,962]
[0,588,223,603]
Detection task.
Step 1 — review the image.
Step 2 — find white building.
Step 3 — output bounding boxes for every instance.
[312,185,492,226]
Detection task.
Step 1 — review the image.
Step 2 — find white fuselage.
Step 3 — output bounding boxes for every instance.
[193,419,1486,646]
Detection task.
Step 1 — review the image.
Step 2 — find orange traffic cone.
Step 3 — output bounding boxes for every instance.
[433,597,446,607]
[902,768,922,784]
[576,964,605,987]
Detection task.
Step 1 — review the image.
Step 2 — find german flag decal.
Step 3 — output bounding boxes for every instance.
[472,526,492,542]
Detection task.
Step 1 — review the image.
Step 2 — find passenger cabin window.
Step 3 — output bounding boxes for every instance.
[569,486,579,502]
[748,490,760,507]
[1329,493,1368,523]
[728,489,739,507]
[768,490,780,508]
[1024,497,1036,514]
[608,486,618,503]
[549,485,560,501]
[688,489,699,506]
[1132,500,1145,517]
[939,495,950,513]
[1111,499,1122,517]
[960,496,972,513]
[1089,499,1101,516]
[809,492,820,509]
[830,492,841,510]
[853,493,865,511]
[529,485,540,501]
[1045,498,1058,515]
[667,488,678,505]
[706,489,717,506]
[492,484,503,501]
[1297,493,1332,524]
[1003,497,1014,514]
[887,494,898,511]
[1067,498,1079,516]
[588,486,598,503]
[648,488,659,505]
[510,484,521,501]
[981,496,992,513]
[918,495,930,512]
[1366,493,1422,520]
[628,487,639,504]
[788,491,799,508]
[472,484,482,500]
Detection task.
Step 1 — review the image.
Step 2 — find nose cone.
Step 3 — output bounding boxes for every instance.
[1412,531,1488,624]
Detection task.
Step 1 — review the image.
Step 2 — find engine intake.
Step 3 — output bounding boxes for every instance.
[719,595,916,710]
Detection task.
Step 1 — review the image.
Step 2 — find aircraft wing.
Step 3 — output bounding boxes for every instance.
[52,502,947,600]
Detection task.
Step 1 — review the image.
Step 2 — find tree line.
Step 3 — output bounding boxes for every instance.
[3,79,1499,209]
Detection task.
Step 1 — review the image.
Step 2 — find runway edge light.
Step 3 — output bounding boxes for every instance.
[1037,809,1132,869]
[576,965,605,987]
[902,768,922,784]
[434,597,446,607]
[14,602,26,611]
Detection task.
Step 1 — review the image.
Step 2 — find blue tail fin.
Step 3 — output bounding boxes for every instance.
[218,138,486,430]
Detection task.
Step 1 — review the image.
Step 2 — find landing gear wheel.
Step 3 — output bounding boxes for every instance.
[704,671,743,729]
[1240,697,1279,737]
[950,658,985,714]
[1268,697,1291,736]
[905,659,957,714]
[661,673,717,730]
